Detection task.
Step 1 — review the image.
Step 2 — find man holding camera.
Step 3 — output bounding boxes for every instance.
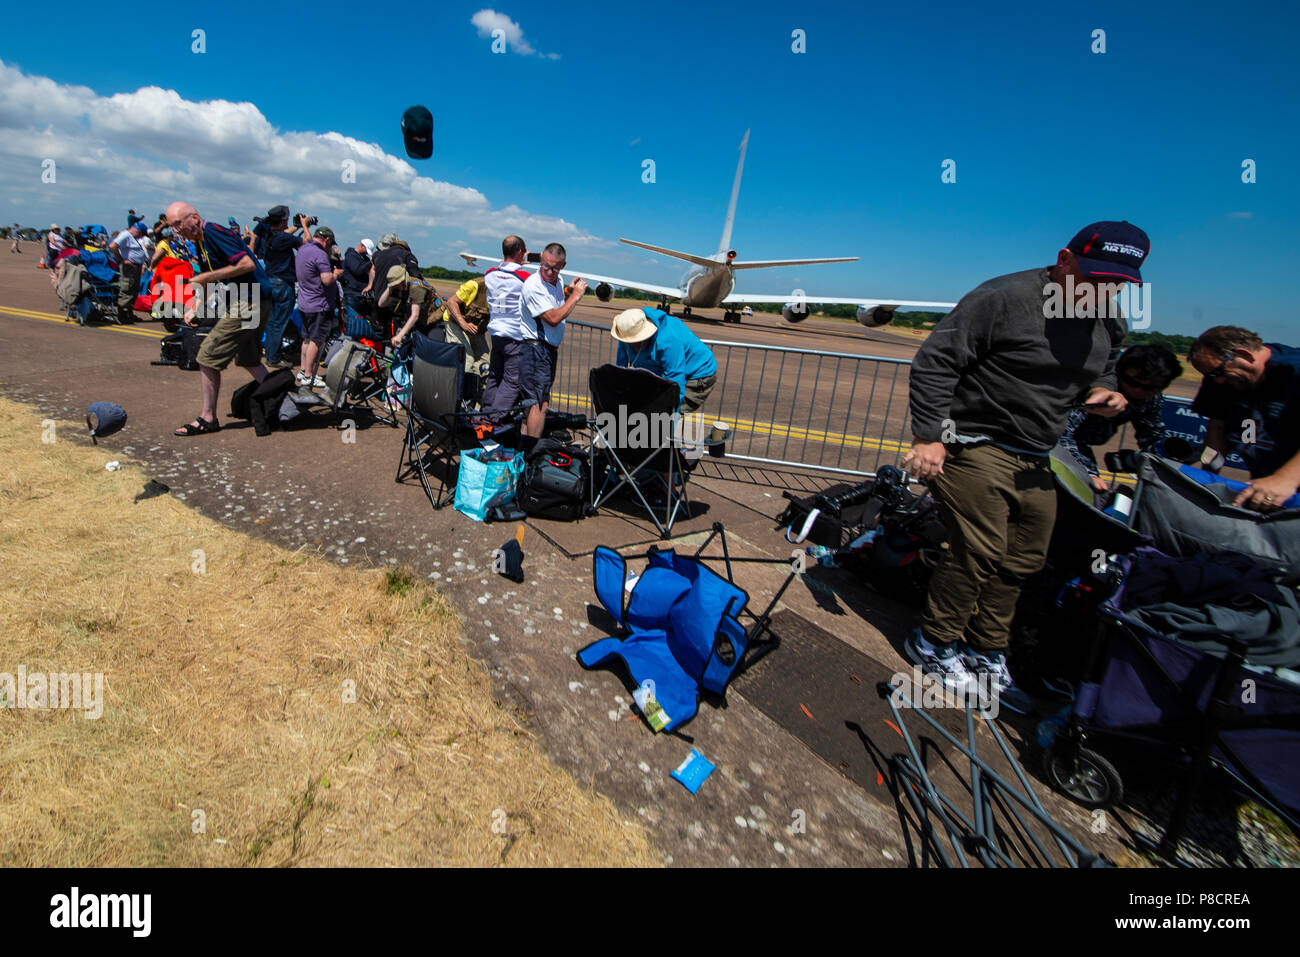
[520,243,586,439]
[253,207,309,367]
[901,221,1145,695]
[295,226,342,390]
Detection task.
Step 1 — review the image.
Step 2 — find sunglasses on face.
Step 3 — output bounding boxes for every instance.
[1119,373,1160,392]
[1206,353,1235,382]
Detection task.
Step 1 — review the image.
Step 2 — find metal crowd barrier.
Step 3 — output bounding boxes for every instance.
[553,319,917,478]
[551,318,1155,481]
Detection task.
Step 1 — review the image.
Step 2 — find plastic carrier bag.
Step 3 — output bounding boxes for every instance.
[454,448,525,522]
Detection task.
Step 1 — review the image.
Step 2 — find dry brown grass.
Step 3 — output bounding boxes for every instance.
[0,397,657,867]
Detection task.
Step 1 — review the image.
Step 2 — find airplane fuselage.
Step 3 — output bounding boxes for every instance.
[681,264,736,308]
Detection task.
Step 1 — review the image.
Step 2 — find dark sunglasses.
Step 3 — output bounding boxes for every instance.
[1206,352,1234,382]
[1119,372,1161,392]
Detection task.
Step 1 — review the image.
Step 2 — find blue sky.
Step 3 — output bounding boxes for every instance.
[2,1,1297,339]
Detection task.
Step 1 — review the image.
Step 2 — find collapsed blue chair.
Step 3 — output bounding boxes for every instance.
[578,526,788,733]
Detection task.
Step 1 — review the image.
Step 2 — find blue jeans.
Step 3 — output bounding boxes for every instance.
[263,277,296,363]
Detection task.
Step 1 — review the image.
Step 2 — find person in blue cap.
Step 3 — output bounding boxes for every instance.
[610,307,718,413]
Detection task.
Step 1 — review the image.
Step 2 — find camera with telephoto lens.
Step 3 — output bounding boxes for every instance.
[813,465,910,516]
[297,213,318,227]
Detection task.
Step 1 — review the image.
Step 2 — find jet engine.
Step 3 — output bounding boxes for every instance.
[856,304,897,328]
[783,300,811,323]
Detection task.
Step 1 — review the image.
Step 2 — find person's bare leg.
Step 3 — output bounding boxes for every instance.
[524,404,544,437]
[301,341,321,381]
[200,367,220,422]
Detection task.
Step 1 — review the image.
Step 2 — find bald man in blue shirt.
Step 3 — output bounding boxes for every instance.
[612,307,717,412]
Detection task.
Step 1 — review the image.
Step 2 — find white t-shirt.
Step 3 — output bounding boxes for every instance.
[521,272,566,346]
[484,262,529,341]
[112,229,148,265]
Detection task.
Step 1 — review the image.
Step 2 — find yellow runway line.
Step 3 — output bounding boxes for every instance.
[550,390,909,455]
[0,304,167,339]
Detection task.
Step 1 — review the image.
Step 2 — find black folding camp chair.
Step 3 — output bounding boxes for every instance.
[323,337,400,428]
[588,364,694,537]
[394,333,482,509]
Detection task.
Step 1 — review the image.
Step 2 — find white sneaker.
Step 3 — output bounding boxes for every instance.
[296,371,325,388]
[904,627,973,691]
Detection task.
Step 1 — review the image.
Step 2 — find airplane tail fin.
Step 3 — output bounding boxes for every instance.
[717,129,749,256]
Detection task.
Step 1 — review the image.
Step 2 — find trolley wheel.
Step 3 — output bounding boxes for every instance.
[1044,745,1123,810]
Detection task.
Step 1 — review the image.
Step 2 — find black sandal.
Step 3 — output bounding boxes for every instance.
[174,417,220,436]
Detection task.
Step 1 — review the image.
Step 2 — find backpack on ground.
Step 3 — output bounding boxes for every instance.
[517,438,591,521]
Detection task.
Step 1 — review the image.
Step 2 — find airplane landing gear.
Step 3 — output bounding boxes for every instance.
[721,310,742,323]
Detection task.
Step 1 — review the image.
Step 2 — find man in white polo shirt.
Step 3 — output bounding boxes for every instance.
[520,242,587,438]
[108,220,150,322]
[480,235,532,418]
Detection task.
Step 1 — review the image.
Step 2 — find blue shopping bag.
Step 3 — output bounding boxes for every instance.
[454,449,525,522]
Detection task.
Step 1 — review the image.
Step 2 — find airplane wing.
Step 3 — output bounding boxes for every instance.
[457,252,683,300]
[728,257,859,269]
[721,293,957,309]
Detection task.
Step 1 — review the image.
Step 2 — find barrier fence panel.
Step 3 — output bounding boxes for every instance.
[553,320,916,478]
[552,319,1157,481]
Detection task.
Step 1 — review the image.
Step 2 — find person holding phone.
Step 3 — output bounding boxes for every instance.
[900,221,1148,698]
[1059,344,1182,492]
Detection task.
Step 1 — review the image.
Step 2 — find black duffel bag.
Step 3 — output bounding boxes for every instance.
[517,438,591,521]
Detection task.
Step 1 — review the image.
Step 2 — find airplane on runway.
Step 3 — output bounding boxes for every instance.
[459,130,956,328]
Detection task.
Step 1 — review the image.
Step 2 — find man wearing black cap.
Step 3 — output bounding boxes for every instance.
[253,207,308,368]
[901,221,1148,698]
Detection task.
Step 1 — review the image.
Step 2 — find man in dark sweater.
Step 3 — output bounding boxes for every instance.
[252,207,307,367]
[901,221,1149,696]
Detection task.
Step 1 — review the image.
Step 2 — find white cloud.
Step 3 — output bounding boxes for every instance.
[0,59,601,266]
[470,8,558,58]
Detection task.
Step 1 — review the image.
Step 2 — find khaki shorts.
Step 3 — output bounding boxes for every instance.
[683,375,716,414]
[196,295,270,370]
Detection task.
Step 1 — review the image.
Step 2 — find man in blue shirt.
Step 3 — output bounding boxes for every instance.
[1190,325,1300,512]
[611,307,718,413]
[166,200,273,436]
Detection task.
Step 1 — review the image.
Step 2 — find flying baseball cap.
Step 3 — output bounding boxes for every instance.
[360,238,376,256]
[385,265,410,288]
[1067,221,1150,284]
[610,308,657,344]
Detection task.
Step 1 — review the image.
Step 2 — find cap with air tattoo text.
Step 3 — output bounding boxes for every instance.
[1067,221,1150,284]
